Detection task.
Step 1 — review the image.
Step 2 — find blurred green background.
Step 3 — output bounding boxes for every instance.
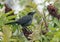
[0,0,60,42]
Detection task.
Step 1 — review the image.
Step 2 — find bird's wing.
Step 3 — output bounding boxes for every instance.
[16,15,32,24]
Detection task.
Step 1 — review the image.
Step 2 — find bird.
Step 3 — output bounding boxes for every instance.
[5,11,36,27]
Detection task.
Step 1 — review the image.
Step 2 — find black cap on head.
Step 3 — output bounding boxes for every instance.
[28,11,36,15]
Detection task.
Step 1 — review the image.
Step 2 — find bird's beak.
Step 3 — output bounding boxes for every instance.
[31,11,36,15]
[33,11,36,14]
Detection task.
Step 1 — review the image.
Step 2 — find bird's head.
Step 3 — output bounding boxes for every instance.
[28,11,36,15]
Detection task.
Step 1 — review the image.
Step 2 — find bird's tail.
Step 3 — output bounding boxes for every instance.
[5,21,17,25]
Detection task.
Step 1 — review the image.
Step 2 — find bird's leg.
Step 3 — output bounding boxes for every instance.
[22,26,32,40]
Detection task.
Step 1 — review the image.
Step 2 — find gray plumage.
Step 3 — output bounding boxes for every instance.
[5,11,36,27]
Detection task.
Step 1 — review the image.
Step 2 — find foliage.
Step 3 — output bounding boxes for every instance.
[0,0,60,42]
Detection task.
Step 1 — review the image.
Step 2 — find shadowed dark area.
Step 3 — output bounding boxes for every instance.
[47,4,60,20]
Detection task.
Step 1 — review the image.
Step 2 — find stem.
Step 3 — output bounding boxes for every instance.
[43,9,49,32]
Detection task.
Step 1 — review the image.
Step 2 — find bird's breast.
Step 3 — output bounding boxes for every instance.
[26,20,32,26]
